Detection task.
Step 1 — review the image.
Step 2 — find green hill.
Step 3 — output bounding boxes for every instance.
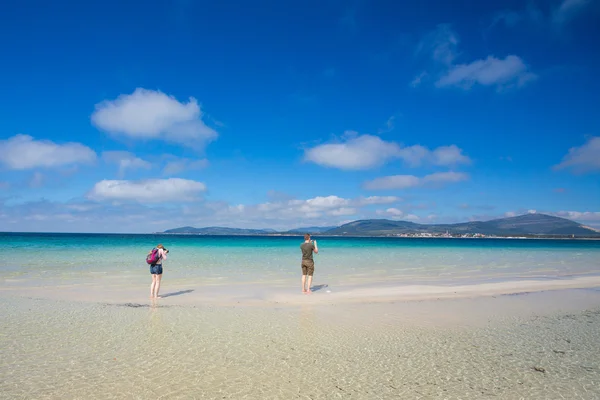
[286,226,338,234]
[324,213,599,236]
[162,213,599,237]
[163,226,274,235]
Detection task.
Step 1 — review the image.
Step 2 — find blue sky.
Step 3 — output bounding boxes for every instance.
[1,0,599,233]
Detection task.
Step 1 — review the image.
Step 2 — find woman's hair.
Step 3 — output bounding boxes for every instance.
[157,244,164,249]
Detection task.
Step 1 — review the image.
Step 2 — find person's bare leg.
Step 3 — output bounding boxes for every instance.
[155,274,162,298]
[306,275,313,293]
[302,275,307,293]
[150,274,157,298]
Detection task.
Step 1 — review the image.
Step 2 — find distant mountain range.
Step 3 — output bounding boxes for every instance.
[285,226,338,234]
[325,214,599,236]
[162,226,277,235]
[162,225,335,235]
[162,214,600,237]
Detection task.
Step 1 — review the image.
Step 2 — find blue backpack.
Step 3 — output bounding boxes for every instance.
[146,248,160,265]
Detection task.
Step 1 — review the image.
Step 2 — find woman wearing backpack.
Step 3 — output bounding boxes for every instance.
[148,244,169,298]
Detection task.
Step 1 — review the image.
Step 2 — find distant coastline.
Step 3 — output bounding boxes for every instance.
[153,232,600,240]
[159,213,600,239]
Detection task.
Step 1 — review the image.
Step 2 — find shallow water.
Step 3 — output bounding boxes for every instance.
[1,294,600,399]
[2,234,600,290]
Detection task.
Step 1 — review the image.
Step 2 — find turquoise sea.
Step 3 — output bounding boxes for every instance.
[2,233,600,289]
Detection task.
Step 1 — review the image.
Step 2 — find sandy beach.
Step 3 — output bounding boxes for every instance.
[4,272,600,307]
[2,274,600,399]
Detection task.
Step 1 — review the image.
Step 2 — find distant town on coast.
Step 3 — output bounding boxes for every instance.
[158,213,600,239]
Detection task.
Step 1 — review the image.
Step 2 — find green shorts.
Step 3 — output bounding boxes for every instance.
[301,259,314,276]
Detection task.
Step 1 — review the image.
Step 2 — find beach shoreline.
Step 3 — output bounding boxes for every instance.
[3,273,600,319]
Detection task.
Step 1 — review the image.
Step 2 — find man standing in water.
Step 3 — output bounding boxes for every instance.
[300,233,318,293]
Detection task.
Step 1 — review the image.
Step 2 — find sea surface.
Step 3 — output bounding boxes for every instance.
[2,233,600,289]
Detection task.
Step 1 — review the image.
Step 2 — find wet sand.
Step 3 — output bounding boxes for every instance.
[2,276,600,399]
[4,273,600,307]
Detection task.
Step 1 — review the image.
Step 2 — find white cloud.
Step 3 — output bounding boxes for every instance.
[247,195,398,220]
[29,172,45,188]
[329,207,357,216]
[379,207,403,216]
[91,88,218,148]
[376,208,420,221]
[354,196,401,206]
[66,203,99,212]
[266,190,295,202]
[0,200,191,232]
[552,211,600,222]
[162,158,209,176]
[5,198,598,233]
[498,209,600,229]
[304,134,471,170]
[208,194,402,226]
[416,24,459,66]
[364,175,421,190]
[554,136,600,173]
[304,133,401,170]
[303,195,350,209]
[102,151,151,177]
[414,25,535,91]
[410,71,428,88]
[0,134,96,170]
[436,55,537,91]
[87,178,206,203]
[396,145,430,167]
[398,144,471,167]
[363,171,469,190]
[378,116,396,133]
[423,171,469,184]
[552,0,591,25]
[431,145,472,166]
